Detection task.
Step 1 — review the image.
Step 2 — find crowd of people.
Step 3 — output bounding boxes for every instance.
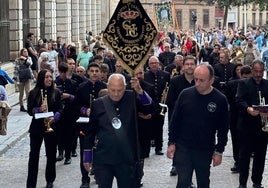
[12,26,268,188]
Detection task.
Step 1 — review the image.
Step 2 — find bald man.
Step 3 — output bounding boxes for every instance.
[83,73,154,188]
[168,63,228,188]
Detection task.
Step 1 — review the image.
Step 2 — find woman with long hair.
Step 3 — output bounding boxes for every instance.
[14,48,33,112]
[26,69,62,188]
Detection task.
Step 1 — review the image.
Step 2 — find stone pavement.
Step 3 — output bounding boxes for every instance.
[0,92,31,155]
[0,93,267,188]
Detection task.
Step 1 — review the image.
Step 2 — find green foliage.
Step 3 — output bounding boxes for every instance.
[200,0,268,10]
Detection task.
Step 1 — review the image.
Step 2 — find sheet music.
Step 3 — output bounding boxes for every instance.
[76,117,90,123]
[35,112,54,119]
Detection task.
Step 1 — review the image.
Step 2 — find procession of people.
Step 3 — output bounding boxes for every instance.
[0,3,248,185]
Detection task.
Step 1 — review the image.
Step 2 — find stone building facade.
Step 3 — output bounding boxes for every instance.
[0,0,115,63]
[0,0,116,94]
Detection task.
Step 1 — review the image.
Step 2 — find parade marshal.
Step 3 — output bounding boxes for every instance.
[102,0,158,75]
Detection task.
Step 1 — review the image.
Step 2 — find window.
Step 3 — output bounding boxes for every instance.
[203,9,209,27]
[176,9,182,29]
[252,13,256,26]
[190,9,196,27]
[259,13,263,26]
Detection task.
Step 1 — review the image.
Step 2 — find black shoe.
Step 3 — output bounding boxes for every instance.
[71,151,77,157]
[20,106,27,112]
[238,185,247,188]
[90,167,94,175]
[151,140,155,147]
[253,184,264,188]
[155,150,164,155]
[80,182,89,188]
[56,154,63,161]
[230,164,240,173]
[46,182,53,188]
[137,181,143,187]
[170,166,177,176]
[189,182,196,188]
[64,158,72,165]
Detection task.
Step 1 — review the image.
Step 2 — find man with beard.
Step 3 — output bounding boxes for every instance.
[236,60,268,188]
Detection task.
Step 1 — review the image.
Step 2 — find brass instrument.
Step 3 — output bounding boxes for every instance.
[230,49,244,63]
[159,82,169,116]
[258,91,268,132]
[171,68,178,79]
[42,89,54,133]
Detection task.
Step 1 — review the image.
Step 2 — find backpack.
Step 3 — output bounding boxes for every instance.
[18,60,32,81]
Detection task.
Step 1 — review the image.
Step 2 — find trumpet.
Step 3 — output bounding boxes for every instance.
[258,91,268,132]
[42,89,54,133]
[159,82,169,116]
[170,68,178,79]
[230,49,244,63]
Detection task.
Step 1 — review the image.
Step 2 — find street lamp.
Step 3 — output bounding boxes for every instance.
[192,11,197,35]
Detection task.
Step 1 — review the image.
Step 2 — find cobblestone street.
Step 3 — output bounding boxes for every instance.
[0,110,267,188]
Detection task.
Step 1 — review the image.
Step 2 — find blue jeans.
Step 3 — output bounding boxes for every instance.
[174,144,213,188]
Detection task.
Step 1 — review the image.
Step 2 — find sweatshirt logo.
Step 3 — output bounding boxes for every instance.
[207,102,216,112]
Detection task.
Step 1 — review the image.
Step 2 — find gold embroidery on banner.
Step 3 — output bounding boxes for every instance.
[103,0,157,74]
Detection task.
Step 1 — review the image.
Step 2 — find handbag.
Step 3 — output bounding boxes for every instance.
[0,101,11,135]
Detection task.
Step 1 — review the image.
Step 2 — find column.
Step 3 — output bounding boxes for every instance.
[29,0,40,38]
[71,0,80,47]
[79,0,86,45]
[90,0,97,35]
[56,0,72,44]
[9,0,21,60]
[45,0,57,40]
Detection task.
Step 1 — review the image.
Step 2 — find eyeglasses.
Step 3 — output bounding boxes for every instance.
[76,70,84,73]
[149,62,159,65]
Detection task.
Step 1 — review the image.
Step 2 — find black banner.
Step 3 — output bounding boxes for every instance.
[103,0,158,75]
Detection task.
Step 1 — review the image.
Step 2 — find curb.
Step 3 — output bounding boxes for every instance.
[0,131,29,156]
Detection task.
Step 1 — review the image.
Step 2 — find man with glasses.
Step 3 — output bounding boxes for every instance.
[166,55,196,185]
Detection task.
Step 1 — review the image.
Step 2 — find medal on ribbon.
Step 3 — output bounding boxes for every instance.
[112,117,122,129]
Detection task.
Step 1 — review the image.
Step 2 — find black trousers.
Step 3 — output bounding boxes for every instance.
[239,128,268,185]
[26,132,57,188]
[151,114,165,152]
[94,163,137,188]
[59,117,77,159]
[229,110,240,166]
[174,144,213,188]
[79,133,90,184]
